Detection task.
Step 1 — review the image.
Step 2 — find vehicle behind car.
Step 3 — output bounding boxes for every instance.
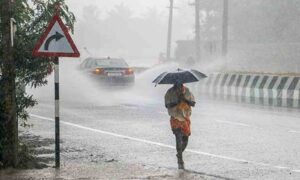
[79,57,135,86]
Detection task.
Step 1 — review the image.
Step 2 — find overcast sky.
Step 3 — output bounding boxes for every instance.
[65,0,171,17]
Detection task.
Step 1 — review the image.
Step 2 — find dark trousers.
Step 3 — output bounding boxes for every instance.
[173,128,189,160]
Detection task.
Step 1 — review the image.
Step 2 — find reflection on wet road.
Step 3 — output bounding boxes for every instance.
[26,61,300,179]
[28,99,300,180]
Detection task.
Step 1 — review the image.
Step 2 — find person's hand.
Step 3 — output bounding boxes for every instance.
[188,101,196,107]
[178,93,185,102]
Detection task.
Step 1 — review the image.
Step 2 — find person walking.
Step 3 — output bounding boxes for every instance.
[165,82,195,169]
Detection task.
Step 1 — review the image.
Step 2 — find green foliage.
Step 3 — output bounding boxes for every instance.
[0,0,75,167]
[229,0,300,42]
[0,0,75,165]
[0,0,75,127]
[0,79,3,165]
[13,0,75,87]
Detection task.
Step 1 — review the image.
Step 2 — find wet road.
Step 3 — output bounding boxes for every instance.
[25,61,300,179]
[27,97,300,180]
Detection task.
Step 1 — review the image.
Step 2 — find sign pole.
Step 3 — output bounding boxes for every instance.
[32,13,80,168]
[54,57,60,168]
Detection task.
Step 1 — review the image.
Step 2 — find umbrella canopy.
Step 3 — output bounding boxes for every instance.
[152,69,207,85]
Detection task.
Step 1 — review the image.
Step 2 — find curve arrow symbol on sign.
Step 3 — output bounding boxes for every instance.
[33,14,80,57]
[44,32,64,50]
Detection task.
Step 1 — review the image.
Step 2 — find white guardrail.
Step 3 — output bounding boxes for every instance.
[193,73,300,108]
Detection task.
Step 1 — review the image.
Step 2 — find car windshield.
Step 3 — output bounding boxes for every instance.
[95,59,128,68]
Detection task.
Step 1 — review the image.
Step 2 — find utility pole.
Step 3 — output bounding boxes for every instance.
[0,0,18,167]
[166,0,174,61]
[195,0,201,63]
[222,0,229,57]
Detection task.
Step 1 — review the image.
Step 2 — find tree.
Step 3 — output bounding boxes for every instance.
[76,5,103,51]
[0,0,75,168]
[230,0,300,43]
[0,0,18,168]
[76,4,168,58]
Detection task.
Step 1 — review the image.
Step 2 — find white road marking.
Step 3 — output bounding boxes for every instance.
[215,120,253,127]
[288,130,300,134]
[158,111,168,115]
[194,112,254,127]
[30,113,300,173]
[203,100,300,120]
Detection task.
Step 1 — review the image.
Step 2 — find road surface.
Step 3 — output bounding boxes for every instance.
[25,61,300,179]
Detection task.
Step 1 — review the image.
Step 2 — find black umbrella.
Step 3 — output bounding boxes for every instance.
[153,69,207,85]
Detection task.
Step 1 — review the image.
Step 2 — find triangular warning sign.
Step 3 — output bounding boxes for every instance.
[33,15,80,57]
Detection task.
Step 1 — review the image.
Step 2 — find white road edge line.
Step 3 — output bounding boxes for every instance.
[289,130,300,134]
[158,111,168,115]
[29,113,300,173]
[215,120,253,127]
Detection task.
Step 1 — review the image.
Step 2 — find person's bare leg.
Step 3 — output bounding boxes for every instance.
[174,128,184,169]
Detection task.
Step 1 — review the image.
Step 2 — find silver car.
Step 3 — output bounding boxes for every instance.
[79,57,135,86]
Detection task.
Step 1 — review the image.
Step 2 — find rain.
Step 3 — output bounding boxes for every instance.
[1,0,300,179]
